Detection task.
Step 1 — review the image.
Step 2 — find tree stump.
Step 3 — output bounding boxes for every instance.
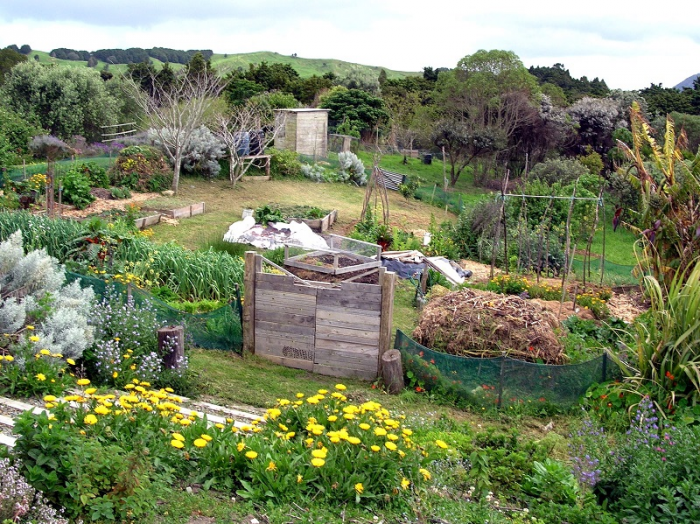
[158,325,185,369]
[381,349,404,394]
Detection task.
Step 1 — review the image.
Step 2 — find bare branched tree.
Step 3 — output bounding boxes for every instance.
[214,101,286,185]
[125,70,225,194]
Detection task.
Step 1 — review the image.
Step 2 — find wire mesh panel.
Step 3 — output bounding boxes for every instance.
[66,272,243,353]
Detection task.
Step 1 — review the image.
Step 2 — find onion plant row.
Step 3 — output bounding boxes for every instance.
[0,211,244,301]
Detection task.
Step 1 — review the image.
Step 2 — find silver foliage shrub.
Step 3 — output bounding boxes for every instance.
[301,162,328,182]
[148,125,225,179]
[337,151,367,185]
[0,231,95,360]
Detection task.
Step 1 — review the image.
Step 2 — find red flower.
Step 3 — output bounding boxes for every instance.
[528,346,534,352]
[538,397,546,402]
[415,386,424,393]
[419,351,424,357]
[665,371,675,380]
[430,359,435,364]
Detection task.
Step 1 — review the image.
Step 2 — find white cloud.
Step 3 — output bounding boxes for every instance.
[1,0,698,90]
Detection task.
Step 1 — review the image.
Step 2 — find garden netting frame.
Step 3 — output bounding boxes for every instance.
[66,272,243,353]
[395,330,620,409]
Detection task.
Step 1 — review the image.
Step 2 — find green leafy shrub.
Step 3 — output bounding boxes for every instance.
[109,186,132,199]
[108,145,172,192]
[523,458,580,505]
[60,167,95,209]
[254,204,284,224]
[270,147,302,178]
[75,161,110,188]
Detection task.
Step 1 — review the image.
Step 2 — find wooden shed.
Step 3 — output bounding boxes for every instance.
[274,109,329,158]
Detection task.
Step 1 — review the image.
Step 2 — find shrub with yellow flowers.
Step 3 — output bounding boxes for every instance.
[9,381,451,521]
[575,292,610,319]
[0,333,73,397]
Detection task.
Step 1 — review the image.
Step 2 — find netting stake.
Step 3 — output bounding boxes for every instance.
[602,351,608,382]
[497,355,505,409]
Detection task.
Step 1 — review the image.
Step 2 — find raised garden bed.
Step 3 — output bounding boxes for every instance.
[255,204,338,232]
[136,202,206,228]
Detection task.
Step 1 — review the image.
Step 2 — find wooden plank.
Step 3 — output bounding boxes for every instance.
[313,364,377,381]
[313,355,378,373]
[333,261,382,275]
[0,414,15,426]
[337,282,381,294]
[243,251,259,354]
[256,309,315,326]
[317,289,381,303]
[316,296,381,311]
[314,346,379,363]
[316,332,379,346]
[319,304,380,318]
[0,434,16,447]
[255,332,315,349]
[316,325,379,342]
[256,289,317,304]
[314,338,378,353]
[257,272,297,285]
[260,354,315,372]
[316,309,381,326]
[0,396,45,414]
[191,202,206,216]
[256,304,316,318]
[378,269,396,371]
[256,279,319,296]
[255,320,315,337]
[190,401,262,422]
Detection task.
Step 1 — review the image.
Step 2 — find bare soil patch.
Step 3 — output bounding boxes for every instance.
[58,192,161,219]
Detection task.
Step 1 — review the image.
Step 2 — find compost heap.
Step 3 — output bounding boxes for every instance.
[412,288,565,364]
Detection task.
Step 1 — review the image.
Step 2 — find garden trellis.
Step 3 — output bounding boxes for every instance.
[489,179,612,286]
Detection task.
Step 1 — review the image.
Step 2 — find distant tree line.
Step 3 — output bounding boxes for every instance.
[49,47,214,65]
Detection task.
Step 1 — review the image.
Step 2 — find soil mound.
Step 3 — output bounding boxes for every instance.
[412,288,565,364]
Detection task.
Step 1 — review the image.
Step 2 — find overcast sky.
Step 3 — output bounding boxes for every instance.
[2,0,697,91]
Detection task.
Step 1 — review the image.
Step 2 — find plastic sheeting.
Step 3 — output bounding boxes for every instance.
[223,218,329,250]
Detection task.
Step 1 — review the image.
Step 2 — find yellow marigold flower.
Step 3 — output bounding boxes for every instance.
[347,436,361,445]
[343,413,355,420]
[35,373,46,381]
[278,399,290,406]
[402,429,413,436]
[385,441,397,451]
[294,400,303,406]
[237,442,246,452]
[76,378,90,386]
[401,478,410,490]
[371,445,380,452]
[267,408,281,419]
[45,402,56,409]
[266,461,277,471]
[129,364,136,370]
[286,431,296,440]
[419,468,431,481]
[179,419,192,426]
[307,397,319,405]
[165,387,174,393]
[398,450,406,458]
[296,392,305,398]
[84,414,98,425]
[193,438,207,448]
[43,395,57,402]
[171,439,184,449]
[355,482,364,494]
[66,358,75,365]
[435,440,449,449]
[311,458,325,467]
[201,434,212,442]
[245,450,258,459]
[297,474,303,483]
[311,449,327,459]
[4,355,13,362]
[327,415,338,422]
[39,348,49,354]
[215,423,225,430]
[374,427,387,437]
[359,423,370,431]
[335,384,347,391]
[112,371,119,378]
[387,434,399,441]
[140,381,150,387]
[318,389,328,395]
[94,405,110,416]
[85,388,97,395]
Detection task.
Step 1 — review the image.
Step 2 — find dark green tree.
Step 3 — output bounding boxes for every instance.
[0,47,27,85]
[320,88,388,134]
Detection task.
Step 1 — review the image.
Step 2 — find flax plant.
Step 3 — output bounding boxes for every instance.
[614,257,700,410]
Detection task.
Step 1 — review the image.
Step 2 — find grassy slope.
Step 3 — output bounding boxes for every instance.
[29,49,417,79]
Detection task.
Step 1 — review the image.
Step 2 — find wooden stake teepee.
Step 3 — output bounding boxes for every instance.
[360,161,390,225]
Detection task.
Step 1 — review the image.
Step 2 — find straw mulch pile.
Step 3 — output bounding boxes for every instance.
[412,288,565,364]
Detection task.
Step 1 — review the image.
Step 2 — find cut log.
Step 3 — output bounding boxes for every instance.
[381,349,404,394]
[158,325,185,369]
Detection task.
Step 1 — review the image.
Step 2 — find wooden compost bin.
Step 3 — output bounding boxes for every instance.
[296,209,337,232]
[243,252,396,380]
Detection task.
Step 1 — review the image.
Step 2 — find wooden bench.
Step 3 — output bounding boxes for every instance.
[241,154,272,177]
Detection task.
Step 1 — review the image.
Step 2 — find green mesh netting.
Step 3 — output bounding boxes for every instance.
[414,185,465,214]
[66,272,243,353]
[395,330,619,409]
[2,155,116,186]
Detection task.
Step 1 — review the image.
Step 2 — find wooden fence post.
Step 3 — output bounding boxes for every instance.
[377,268,396,375]
[158,326,185,369]
[243,251,261,355]
[382,349,404,394]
